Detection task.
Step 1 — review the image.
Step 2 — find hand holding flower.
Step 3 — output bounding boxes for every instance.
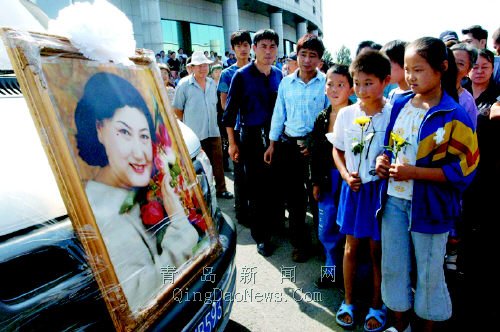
[345,170,362,192]
[375,154,390,179]
[389,163,417,181]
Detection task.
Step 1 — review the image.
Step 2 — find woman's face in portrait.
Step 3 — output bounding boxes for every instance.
[97,106,153,188]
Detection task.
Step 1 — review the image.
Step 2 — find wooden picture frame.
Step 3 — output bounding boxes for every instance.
[1,28,222,331]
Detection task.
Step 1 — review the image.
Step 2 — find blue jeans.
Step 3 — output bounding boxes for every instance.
[317,169,344,276]
[381,196,452,321]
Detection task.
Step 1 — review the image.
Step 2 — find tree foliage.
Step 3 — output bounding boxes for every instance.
[335,45,352,66]
[322,49,333,65]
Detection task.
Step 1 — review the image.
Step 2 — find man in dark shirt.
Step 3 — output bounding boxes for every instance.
[167,51,181,79]
[223,29,283,257]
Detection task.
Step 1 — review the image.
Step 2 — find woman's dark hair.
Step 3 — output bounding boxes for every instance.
[477,48,495,66]
[327,63,353,87]
[407,37,458,101]
[75,72,155,167]
[350,50,391,82]
[450,42,478,70]
[296,34,325,59]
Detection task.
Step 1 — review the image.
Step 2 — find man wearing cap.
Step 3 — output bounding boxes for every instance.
[286,52,298,75]
[173,51,233,199]
[439,30,459,46]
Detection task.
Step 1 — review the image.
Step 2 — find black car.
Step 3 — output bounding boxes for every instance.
[0,70,236,331]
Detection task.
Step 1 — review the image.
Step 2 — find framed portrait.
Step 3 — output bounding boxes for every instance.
[1,28,222,331]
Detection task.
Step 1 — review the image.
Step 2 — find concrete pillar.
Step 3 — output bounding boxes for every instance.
[269,9,284,58]
[297,20,307,40]
[222,0,239,54]
[140,0,163,53]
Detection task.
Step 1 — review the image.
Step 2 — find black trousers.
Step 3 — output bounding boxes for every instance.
[274,138,311,250]
[239,126,278,244]
[232,129,248,223]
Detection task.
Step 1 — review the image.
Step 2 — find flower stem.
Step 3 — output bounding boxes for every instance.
[357,127,364,173]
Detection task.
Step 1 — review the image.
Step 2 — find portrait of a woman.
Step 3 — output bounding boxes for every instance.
[74,72,199,313]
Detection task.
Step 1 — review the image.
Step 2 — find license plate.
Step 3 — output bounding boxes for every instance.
[193,293,223,332]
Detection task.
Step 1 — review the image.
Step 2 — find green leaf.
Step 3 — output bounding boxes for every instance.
[352,143,364,155]
[171,163,181,176]
[383,145,394,152]
[119,190,137,214]
[156,226,167,254]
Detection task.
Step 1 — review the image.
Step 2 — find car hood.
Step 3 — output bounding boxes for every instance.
[0,95,67,236]
[177,120,201,159]
[0,94,201,236]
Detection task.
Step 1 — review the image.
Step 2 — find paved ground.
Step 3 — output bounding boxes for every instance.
[217,168,369,332]
[216,167,464,332]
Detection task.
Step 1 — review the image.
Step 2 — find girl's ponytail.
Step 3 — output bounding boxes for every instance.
[442,48,458,102]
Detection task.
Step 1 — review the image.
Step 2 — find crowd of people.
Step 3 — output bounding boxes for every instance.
[155,24,500,332]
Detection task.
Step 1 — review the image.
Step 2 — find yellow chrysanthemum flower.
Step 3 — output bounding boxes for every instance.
[354,116,371,127]
[390,132,406,147]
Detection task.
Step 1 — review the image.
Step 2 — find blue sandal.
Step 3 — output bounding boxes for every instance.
[363,305,387,332]
[336,300,355,329]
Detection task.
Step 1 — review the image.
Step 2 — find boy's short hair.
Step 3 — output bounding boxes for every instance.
[350,50,391,81]
[253,29,279,46]
[296,34,325,59]
[327,64,353,87]
[461,25,488,41]
[381,40,408,68]
[230,30,252,48]
[356,40,382,56]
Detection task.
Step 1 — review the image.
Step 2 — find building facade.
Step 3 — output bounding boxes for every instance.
[35,0,323,58]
